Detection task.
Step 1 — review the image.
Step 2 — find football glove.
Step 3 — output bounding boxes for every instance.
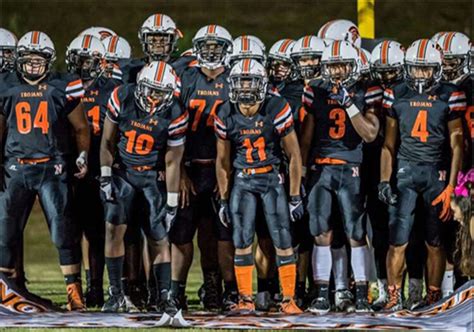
[289,195,304,222]
[329,85,353,108]
[378,181,397,205]
[161,204,178,233]
[100,176,115,202]
[218,199,231,228]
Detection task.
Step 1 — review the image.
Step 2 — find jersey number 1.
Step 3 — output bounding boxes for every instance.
[411,110,429,142]
[243,137,267,163]
[15,101,49,134]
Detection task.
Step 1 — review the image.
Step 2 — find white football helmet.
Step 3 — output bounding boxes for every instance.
[135,61,177,114]
[357,47,371,75]
[0,28,17,72]
[405,39,443,93]
[103,35,132,61]
[229,58,268,104]
[229,38,265,66]
[431,31,448,44]
[436,32,471,82]
[370,40,405,86]
[16,31,56,81]
[235,35,266,52]
[66,34,105,80]
[192,25,233,70]
[78,27,116,41]
[470,45,474,75]
[321,40,360,87]
[267,39,295,81]
[318,19,361,48]
[139,14,182,61]
[291,35,326,79]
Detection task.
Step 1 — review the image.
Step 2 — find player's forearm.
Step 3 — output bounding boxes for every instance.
[216,158,231,200]
[350,112,379,143]
[380,145,394,182]
[300,115,314,167]
[288,153,302,196]
[448,135,463,187]
[165,146,184,193]
[74,125,90,156]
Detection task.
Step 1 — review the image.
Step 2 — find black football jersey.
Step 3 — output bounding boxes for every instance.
[304,80,380,164]
[106,84,188,169]
[180,66,230,161]
[270,80,306,135]
[0,73,84,159]
[82,76,122,176]
[214,95,294,170]
[383,81,465,164]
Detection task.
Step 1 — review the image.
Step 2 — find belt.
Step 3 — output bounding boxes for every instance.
[242,165,273,175]
[17,157,51,165]
[131,165,154,172]
[315,157,347,165]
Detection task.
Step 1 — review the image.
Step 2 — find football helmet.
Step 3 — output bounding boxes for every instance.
[192,25,233,70]
[436,32,471,82]
[405,39,443,93]
[357,47,371,76]
[267,38,295,82]
[103,35,131,61]
[78,27,116,41]
[139,14,182,61]
[318,19,361,48]
[229,38,265,66]
[291,35,326,79]
[321,40,360,87]
[0,28,17,72]
[135,61,177,114]
[470,45,474,75]
[16,31,56,81]
[235,35,266,52]
[431,31,448,44]
[66,34,105,80]
[229,58,268,105]
[370,40,405,86]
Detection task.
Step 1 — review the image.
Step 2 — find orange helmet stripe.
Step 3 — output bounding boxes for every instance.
[302,35,311,48]
[242,36,249,51]
[381,40,390,65]
[443,32,455,52]
[332,40,341,57]
[417,39,429,59]
[82,35,92,49]
[31,31,40,44]
[207,25,216,34]
[154,61,166,82]
[319,21,334,39]
[242,58,251,73]
[108,35,119,53]
[279,39,292,53]
[154,14,163,27]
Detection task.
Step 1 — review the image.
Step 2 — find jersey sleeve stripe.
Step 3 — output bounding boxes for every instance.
[274,103,291,124]
[66,79,83,90]
[105,110,118,123]
[169,111,189,130]
[276,115,294,134]
[167,136,186,147]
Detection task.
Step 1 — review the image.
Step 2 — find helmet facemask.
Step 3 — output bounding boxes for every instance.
[0,47,15,72]
[322,59,359,87]
[442,55,468,82]
[267,57,292,82]
[292,54,322,80]
[67,51,103,81]
[194,38,231,70]
[16,51,54,81]
[405,62,442,94]
[142,32,176,62]
[371,65,404,88]
[229,74,267,105]
[135,80,174,115]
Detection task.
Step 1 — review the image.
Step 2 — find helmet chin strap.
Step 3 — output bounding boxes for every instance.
[23,73,47,85]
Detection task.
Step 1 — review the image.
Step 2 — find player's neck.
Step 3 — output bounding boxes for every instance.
[201,66,225,80]
[238,103,260,117]
[22,74,47,86]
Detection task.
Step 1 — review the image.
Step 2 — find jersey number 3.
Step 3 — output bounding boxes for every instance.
[411,110,429,142]
[15,101,49,134]
[329,108,346,139]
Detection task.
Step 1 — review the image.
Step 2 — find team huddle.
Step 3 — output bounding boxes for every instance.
[0,14,472,318]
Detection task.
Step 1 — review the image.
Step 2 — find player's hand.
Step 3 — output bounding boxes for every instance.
[218,199,231,228]
[162,204,178,233]
[75,151,88,179]
[100,176,115,202]
[329,85,353,108]
[378,181,397,205]
[289,195,304,222]
[180,171,196,209]
[431,184,454,222]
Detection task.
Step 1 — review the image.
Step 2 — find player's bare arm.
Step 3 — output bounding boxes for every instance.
[68,102,90,178]
[215,137,231,200]
[281,130,302,196]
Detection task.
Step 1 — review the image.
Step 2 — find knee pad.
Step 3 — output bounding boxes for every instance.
[58,247,81,266]
[272,228,292,250]
[0,245,15,269]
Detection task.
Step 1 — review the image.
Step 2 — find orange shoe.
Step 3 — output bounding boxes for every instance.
[280,297,303,314]
[230,296,255,314]
[67,282,86,311]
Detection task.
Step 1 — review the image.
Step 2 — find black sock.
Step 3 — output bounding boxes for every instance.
[258,278,269,293]
[316,283,329,300]
[64,273,81,285]
[171,280,186,297]
[153,263,171,299]
[296,281,306,296]
[224,280,237,293]
[268,276,280,296]
[85,269,91,288]
[105,256,124,291]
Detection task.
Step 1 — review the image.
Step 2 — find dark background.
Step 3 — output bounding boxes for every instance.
[0,0,472,70]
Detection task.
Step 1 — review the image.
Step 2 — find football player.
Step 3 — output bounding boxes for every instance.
[78,26,117,41]
[215,59,303,314]
[0,31,90,310]
[300,40,380,313]
[379,39,465,310]
[66,34,123,308]
[102,35,132,81]
[100,61,187,315]
[170,24,237,311]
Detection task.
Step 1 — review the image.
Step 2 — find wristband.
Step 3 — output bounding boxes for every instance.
[101,166,112,177]
[167,192,179,207]
[346,104,360,118]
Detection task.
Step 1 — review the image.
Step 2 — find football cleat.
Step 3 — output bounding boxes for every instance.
[66,282,85,311]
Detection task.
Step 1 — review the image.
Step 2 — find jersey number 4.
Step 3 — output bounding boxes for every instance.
[15,101,49,134]
[411,110,429,142]
[189,99,223,131]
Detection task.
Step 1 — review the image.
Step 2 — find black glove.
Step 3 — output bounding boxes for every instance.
[218,199,231,228]
[289,195,304,222]
[329,85,353,107]
[161,204,178,233]
[378,181,398,205]
[100,176,115,202]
